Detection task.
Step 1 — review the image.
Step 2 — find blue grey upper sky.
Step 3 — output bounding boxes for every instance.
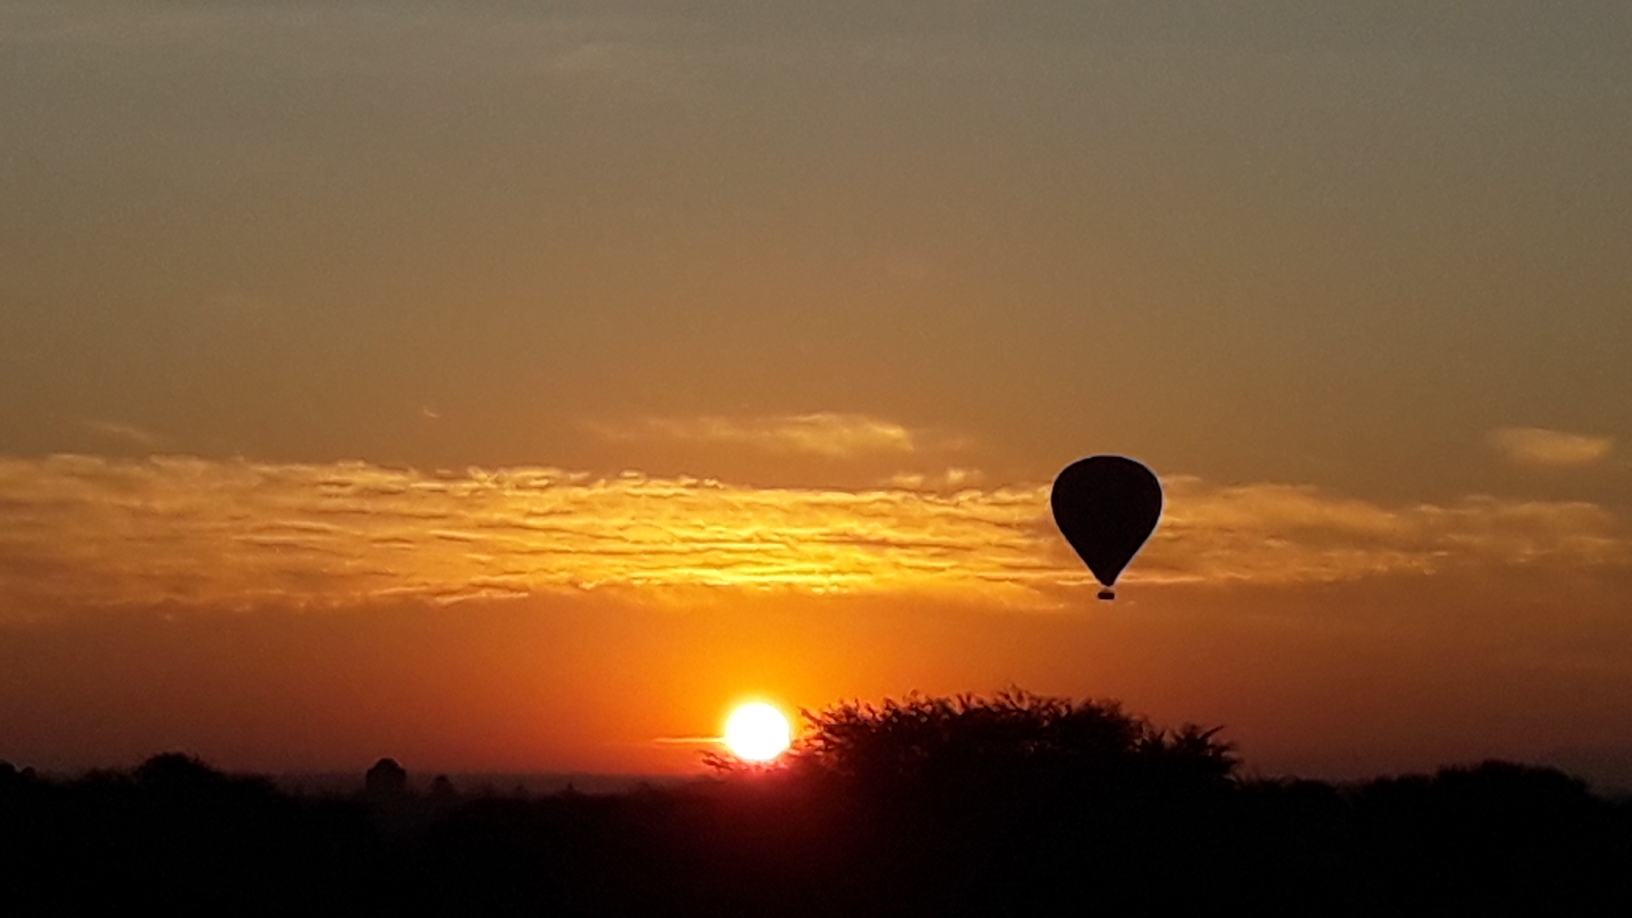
[4,1,1627,501]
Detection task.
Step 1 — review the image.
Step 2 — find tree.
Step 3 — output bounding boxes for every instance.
[715,689,1236,794]
[365,758,409,798]
[134,752,229,790]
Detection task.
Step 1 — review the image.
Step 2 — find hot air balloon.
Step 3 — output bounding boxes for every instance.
[1050,456,1162,600]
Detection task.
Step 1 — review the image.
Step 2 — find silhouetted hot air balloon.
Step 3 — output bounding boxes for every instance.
[1051,456,1162,600]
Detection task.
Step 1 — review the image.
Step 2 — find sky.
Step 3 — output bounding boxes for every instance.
[2,2,1630,784]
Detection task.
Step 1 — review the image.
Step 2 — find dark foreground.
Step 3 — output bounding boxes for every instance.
[5,696,1631,915]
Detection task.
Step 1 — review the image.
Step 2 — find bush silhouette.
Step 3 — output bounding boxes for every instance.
[133,752,233,791]
[730,689,1236,793]
[365,757,409,799]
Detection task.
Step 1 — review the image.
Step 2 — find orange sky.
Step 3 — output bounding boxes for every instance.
[5,571,1631,782]
[2,3,1630,786]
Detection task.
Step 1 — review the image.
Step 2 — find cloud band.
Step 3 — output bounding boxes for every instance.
[0,455,1625,615]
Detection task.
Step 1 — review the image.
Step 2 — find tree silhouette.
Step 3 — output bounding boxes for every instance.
[365,758,408,799]
[726,688,1236,792]
[133,752,232,791]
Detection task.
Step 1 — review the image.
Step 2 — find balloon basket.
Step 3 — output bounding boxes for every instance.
[1097,589,1116,601]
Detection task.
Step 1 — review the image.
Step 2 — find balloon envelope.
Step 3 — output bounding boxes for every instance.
[1050,456,1162,595]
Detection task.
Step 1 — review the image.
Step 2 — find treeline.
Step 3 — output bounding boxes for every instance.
[4,693,1630,915]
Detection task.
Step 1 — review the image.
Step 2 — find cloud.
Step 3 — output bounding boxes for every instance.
[547,40,700,94]
[0,455,1627,617]
[82,420,162,450]
[0,4,705,88]
[884,468,986,491]
[592,413,918,459]
[1489,427,1613,467]
[1140,477,1628,586]
[0,455,1037,612]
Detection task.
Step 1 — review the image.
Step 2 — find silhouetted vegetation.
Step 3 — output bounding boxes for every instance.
[366,757,409,799]
[764,689,1236,788]
[3,695,1630,915]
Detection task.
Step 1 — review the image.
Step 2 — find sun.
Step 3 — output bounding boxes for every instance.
[723,702,792,762]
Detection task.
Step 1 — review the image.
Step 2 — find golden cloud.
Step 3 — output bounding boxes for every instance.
[883,468,985,491]
[0,455,1626,615]
[590,413,918,459]
[1140,477,1627,585]
[1489,427,1613,467]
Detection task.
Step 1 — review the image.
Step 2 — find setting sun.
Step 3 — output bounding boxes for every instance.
[723,702,793,762]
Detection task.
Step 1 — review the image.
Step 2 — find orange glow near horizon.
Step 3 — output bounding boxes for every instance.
[3,561,1632,786]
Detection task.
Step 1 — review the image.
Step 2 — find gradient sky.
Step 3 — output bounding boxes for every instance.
[2,2,1630,783]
